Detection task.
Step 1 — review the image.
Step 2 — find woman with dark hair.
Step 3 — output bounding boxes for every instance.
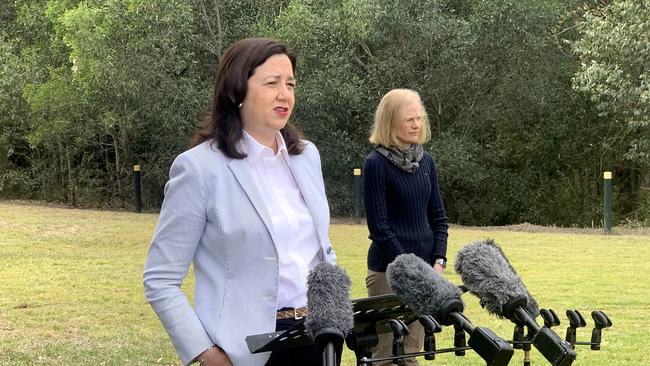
[144,38,336,366]
[363,89,449,366]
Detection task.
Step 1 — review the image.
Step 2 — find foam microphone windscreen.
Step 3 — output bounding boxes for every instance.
[454,239,539,318]
[386,253,463,321]
[305,262,354,339]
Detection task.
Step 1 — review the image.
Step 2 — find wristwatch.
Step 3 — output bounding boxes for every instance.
[434,258,447,269]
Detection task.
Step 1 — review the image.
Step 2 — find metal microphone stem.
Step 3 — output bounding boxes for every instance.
[323,342,337,366]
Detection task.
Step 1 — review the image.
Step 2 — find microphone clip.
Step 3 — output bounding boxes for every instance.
[388,319,409,365]
[418,315,441,360]
[501,296,529,325]
[590,310,612,350]
[565,310,587,349]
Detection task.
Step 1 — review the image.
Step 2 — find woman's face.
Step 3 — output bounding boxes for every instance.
[394,101,422,147]
[240,54,295,140]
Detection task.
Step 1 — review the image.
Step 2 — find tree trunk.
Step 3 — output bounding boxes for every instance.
[110,132,122,207]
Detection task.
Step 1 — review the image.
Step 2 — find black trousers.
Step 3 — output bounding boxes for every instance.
[265,317,342,366]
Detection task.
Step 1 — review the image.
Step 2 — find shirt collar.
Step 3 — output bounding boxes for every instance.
[241,130,288,164]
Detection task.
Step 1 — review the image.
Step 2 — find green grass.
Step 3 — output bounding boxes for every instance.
[1,201,649,365]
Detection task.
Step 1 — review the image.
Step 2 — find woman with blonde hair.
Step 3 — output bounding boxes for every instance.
[363,88,449,365]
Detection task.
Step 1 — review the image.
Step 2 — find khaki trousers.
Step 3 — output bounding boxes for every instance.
[366,270,423,366]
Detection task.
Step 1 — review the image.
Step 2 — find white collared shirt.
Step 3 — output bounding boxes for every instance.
[241,131,321,309]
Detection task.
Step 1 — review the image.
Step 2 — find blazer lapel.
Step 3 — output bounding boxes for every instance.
[227,158,280,246]
[286,154,323,240]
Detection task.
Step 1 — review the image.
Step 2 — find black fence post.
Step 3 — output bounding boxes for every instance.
[354,168,362,224]
[603,171,612,234]
[134,165,142,213]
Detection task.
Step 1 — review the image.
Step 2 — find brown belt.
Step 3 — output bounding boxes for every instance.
[276,306,308,320]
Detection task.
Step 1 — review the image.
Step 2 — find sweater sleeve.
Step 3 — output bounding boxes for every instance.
[363,155,406,264]
[427,157,449,261]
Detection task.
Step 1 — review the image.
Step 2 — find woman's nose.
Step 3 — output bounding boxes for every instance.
[277,84,292,100]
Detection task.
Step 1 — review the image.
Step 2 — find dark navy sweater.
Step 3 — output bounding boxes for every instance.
[363,150,449,272]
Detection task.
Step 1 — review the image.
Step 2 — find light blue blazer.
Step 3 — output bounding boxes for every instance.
[143,139,336,366]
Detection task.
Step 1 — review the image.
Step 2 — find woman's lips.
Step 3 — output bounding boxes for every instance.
[274,107,289,117]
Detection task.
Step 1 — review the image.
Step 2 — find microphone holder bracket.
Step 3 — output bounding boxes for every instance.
[565,309,587,349]
[541,308,561,328]
[502,296,529,325]
[361,346,472,365]
[418,315,441,360]
[388,318,408,365]
[590,310,613,350]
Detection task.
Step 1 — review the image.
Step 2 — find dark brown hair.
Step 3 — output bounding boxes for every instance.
[191,38,304,157]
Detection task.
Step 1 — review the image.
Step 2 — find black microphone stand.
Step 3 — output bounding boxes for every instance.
[313,328,344,366]
[505,307,613,361]
[503,297,577,366]
[432,298,514,366]
[512,323,535,366]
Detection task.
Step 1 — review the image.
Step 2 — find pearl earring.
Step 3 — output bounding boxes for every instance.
[238,103,243,108]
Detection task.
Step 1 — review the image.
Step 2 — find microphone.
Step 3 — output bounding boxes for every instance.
[454,239,539,318]
[455,239,577,366]
[387,253,514,366]
[306,262,354,366]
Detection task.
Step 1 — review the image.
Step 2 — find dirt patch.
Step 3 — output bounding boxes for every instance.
[453,222,650,235]
[331,217,650,235]
[0,199,154,213]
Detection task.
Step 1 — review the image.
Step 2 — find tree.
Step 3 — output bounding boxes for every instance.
[1,0,70,199]
[267,0,478,215]
[267,0,610,225]
[573,0,650,223]
[3,0,280,207]
[2,0,645,226]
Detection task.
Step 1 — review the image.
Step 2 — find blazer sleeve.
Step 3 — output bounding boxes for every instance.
[363,155,406,264]
[143,153,214,365]
[426,157,449,261]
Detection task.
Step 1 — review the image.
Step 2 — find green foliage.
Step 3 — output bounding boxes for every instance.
[264,0,620,226]
[0,0,292,207]
[573,0,650,133]
[0,0,648,226]
[572,0,650,222]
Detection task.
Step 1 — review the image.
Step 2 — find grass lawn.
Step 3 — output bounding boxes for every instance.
[1,200,649,365]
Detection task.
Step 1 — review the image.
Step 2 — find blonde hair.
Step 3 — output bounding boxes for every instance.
[369,89,431,147]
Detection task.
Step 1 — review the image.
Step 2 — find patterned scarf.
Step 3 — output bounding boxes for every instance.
[375,144,424,174]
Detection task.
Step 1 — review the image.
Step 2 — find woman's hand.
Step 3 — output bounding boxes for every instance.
[433,263,445,274]
[197,346,232,366]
